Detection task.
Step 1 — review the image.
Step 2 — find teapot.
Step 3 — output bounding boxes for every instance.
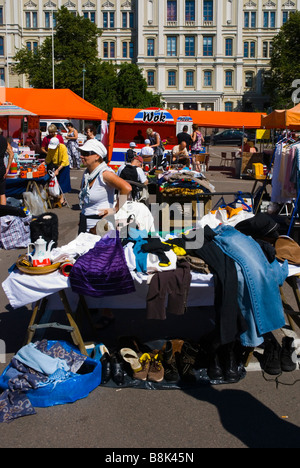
[27,236,55,267]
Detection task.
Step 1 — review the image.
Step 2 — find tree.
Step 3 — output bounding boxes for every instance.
[12,7,101,96]
[116,63,162,109]
[264,11,300,109]
[12,7,163,117]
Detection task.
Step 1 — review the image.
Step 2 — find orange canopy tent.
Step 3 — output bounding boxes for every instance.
[108,107,265,161]
[3,88,107,121]
[261,103,300,130]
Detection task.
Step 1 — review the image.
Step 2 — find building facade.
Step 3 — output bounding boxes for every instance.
[0,0,299,111]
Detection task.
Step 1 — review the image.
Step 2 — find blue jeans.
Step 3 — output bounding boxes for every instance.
[213,225,288,340]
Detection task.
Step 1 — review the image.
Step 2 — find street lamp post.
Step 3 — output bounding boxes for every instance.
[82,64,86,99]
[52,9,55,89]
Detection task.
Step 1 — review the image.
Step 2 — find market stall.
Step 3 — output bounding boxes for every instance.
[108,108,265,167]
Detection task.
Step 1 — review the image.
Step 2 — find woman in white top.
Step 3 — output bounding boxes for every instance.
[78,139,132,233]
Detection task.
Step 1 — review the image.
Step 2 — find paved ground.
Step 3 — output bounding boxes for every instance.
[0,146,299,449]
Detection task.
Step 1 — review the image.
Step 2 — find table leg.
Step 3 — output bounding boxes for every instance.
[58,290,88,355]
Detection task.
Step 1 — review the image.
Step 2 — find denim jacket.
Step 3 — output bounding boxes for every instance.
[213,225,288,340]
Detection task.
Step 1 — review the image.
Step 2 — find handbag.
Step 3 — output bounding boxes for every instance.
[48,173,60,198]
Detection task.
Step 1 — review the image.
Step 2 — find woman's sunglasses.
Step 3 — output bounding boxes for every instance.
[80,150,96,157]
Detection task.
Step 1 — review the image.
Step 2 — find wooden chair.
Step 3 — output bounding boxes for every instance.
[220,152,235,167]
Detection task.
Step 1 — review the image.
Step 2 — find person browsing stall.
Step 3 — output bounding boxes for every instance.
[171,141,190,166]
[45,137,71,206]
[78,139,132,234]
[41,124,64,158]
[0,130,14,205]
[65,122,81,169]
[117,155,148,185]
[177,125,192,151]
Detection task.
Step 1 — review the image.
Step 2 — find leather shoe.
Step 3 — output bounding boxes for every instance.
[100,352,111,384]
[207,352,224,381]
[223,345,240,383]
[111,352,125,386]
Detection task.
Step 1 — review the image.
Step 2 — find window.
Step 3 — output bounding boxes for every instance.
[122,12,127,28]
[244,11,256,28]
[204,70,212,86]
[103,42,116,58]
[185,36,195,56]
[263,41,272,58]
[147,39,155,57]
[129,42,134,59]
[185,0,195,21]
[225,70,233,87]
[168,71,176,86]
[203,36,213,56]
[26,41,38,53]
[0,37,4,56]
[45,12,56,28]
[147,71,155,87]
[203,1,213,22]
[0,7,3,26]
[25,11,38,28]
[225,102,233,112]
[225,38,233,56]
[123,42,127,58]
[244,41,255,58]
[167,37,177,56]
[263,11,276,28]
[245,71,254,88]
[0,67,4,86]
[103,42,108,58]
[186,71,194,87]
[103,11,115,28]
[83,12,95,22]
[167,1,177,21]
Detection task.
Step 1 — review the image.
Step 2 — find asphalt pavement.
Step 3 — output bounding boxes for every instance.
[0,146,299,449]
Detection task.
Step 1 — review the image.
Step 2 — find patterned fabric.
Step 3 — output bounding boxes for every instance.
[67,132,80,169]
[0,215,32,250]
[0,340,87,423]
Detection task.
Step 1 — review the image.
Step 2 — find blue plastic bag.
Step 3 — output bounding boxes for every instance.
[0,341,102,408]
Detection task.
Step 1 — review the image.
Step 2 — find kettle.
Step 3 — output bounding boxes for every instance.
[27,236,55,267]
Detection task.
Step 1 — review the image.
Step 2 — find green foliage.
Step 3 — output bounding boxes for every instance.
[264,11,300,109]
[12,7,163,119]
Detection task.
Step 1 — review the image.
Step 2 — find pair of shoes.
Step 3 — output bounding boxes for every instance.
[94,315,115,330]
[177,341,199,383]
[120,349,164,382]
[162,341,179,383]
[207,343,240,383]
[100,349,125,386]
[262,337,297,375]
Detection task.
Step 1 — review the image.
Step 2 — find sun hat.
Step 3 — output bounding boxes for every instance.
[79,139,107,158]
[48,137,60,149]
[144,139,151,145]
[129,142,136,148]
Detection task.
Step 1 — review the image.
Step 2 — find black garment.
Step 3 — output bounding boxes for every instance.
[147,260,192,320]
[185,226,248,349]
[119,164,140,199]
[141,237,172,266]
[177,132,192,150]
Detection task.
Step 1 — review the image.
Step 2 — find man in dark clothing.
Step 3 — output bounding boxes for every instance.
[177,125,192,151]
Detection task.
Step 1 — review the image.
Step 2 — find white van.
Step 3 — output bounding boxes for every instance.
[39,120,87,146]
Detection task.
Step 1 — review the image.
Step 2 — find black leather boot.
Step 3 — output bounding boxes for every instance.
[100,352,111,384]
[207,351,224,381]
[262,339,281,375]
[110,352,125,386]
[223,343,240,383]
[281,336,297,372]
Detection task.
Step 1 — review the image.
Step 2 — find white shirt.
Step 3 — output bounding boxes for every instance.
[140,146,154,156]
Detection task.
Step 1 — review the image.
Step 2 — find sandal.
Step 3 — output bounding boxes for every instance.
[120,348,142,373]
[94,316,115,330]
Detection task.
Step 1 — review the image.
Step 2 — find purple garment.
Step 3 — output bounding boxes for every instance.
[69,230,135,298]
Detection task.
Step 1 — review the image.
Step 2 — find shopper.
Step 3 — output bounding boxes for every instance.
[41,124,64,158]
[0,130,14,205]
[66,122,81,169]
[45,137,71,206]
